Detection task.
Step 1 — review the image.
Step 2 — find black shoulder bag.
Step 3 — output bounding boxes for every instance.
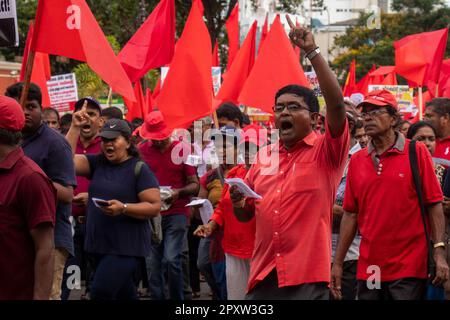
[408,140,436,281]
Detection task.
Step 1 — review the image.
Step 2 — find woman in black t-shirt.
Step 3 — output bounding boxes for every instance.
[66,105,160,300]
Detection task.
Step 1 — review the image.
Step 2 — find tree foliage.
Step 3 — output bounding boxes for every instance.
[331,0,450,82]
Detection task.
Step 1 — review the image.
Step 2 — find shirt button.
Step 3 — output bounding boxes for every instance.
[277,190,281,193]
[280,171,284,174]
[276,253,281,257]
[274,232,279,236]
[274,210,279,214]
[83,150,87,154]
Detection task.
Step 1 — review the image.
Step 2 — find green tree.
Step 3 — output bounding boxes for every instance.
[331,0,450,83]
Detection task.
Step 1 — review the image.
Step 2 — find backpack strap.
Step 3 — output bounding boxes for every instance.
[134,161,145,180]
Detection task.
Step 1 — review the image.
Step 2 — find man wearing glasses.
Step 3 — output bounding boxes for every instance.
[331,90,449,300]
[230,19,350,300]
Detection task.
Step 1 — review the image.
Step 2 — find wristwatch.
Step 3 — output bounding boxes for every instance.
[122,203,128,214]
[433,242,445,249]
[306,47,321,61]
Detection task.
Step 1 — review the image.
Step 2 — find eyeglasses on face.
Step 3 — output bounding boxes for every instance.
[361,109,389,118]
[273,102,309,114]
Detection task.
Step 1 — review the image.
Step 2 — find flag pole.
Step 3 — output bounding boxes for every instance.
[213,110,220,129]
[435,83,439,98]
[419,87,423,121]
[20,49,36,108]
[107,87,113,107]
[20,2,44,107]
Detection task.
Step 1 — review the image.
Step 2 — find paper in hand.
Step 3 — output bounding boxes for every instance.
[225,178,262,199]
[186,199,207,207]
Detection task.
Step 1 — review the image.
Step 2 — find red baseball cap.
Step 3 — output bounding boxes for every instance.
[358,89,398,110]
[0,96,25,131]
[139,110,173,141]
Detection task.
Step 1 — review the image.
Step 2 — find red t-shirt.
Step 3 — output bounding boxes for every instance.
[343,138,443,281]
[211,165,255,259]
[139,140,197,217]
[434,136,450,163]
[0,148,56,300]
[72,137,102,217]
[245,121,350,292]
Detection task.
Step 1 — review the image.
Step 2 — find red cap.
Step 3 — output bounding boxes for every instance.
[0,96,25,131]
[139,111,173,141]
[240,124,267,147]
[358,89,398,110]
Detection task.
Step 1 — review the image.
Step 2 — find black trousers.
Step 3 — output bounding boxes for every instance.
[357,278,427,300]
[246,269,329,300]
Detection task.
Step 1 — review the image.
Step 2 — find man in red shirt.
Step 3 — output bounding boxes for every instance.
[424,98,450,165]
[332,90,449,300]
[230,21,350,300]
[0,96,56,300]
[139,111,200,300]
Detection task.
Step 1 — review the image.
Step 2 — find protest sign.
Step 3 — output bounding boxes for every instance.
[0,0,19,47]
[46,73,79,112]
[369,85,418,116]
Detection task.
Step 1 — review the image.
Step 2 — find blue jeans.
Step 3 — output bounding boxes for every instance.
[197,237,221,299]
[147,214,187,300]
[90,254,139,300]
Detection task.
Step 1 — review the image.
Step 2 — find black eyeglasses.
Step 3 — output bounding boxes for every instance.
[273,103,309,114]
[361,109,389,118]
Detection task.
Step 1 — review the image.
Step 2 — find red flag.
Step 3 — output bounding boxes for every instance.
[226,2,240,70]
[354,65,377,96]
[216,21,257,104]
[343,59,356,97]
[20,22,52,107]
[33,0,135,101]
[124,82,147,121]
[156,0,212,129]
[212,40,220,67]
[238,15,309,114]
[382,72,398,85]
[258,13,268,55]
[394,28,448,87]
[119,0,175,83]
[428,59,450,97]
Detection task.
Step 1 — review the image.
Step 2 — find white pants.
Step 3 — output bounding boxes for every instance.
[225,253,251,300]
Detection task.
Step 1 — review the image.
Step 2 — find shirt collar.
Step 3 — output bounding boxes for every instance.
[77,135,102,149]
[0,148,24,170]
[22,123,46,147]
[367,132,405,156]
[279,130,318,153]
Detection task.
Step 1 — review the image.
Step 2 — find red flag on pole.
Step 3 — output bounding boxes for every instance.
[20,21,52,107]
[33,0,135,101]
[212,40,220,67]
[119,0,175,83]
[156,0,212,129]
[216,21,257,104]
[124,82,147,121]
[354,65,377,96]
[238,15,309,114]
[342,59,356,97]
[258,13,269,55]
[394,28,448,87]
[226,2,240,70]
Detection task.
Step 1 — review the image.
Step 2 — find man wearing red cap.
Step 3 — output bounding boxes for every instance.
[332,90,449,300]
[0,96,56,300]
[138,111,200,300]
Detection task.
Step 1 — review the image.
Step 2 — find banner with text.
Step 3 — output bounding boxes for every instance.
[47,73,79,112]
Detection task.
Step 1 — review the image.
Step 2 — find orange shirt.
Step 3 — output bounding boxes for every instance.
[244,122,350,292]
